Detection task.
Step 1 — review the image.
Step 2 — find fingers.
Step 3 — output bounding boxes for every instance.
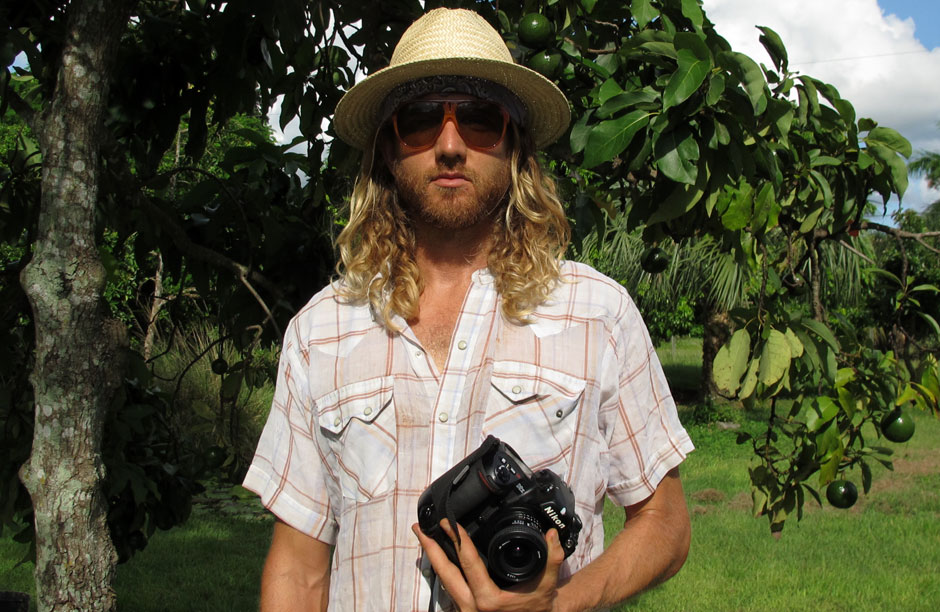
[412,522,476,609]
[534,529,565,591]
[412,520,565,612]
[442,520,496,590]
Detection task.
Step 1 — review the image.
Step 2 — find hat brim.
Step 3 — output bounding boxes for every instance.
[334,57,571,150]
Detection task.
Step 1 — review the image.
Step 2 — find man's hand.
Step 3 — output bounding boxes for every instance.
[412,519,566,612]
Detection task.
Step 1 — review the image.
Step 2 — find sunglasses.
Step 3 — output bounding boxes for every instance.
[391,99,510,151]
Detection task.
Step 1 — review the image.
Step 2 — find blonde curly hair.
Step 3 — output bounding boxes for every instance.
[334,125,570,330]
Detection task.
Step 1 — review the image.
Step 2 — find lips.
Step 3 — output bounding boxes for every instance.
[432,171,470,188]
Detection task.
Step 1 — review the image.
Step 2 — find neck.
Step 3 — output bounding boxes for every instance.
[412,217,494,289]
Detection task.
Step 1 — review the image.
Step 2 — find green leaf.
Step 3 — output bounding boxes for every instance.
[866,143,909,198]
[569,110,593,154]
[866,126,913,158]
[750,182,778,232]
[599,78,625,104]
[756,26,788,72]
[918,312,940,337]
[721,184,753,231]
[680,0,704,30]
[719,51,767,114]
[654,128,700,184]
[583,110,652,168]
[811,156,841,167]
[739,356,760,399]
[758,329,791,386]
[597,90,659,118]
[809,170,833,206]
[639,41,678,59]
[800,318,840,350]
[647,160,708,224]
[865,266,902,286]
[860,461,873,494]
[705,73,725,106]
[631,0,658,28]
[664,49,710,109]
[713,329,751,393]
[784,328,804,358]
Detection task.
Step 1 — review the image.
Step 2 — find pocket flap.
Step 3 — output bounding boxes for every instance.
[490,361,586,418]
[316,376,394,434]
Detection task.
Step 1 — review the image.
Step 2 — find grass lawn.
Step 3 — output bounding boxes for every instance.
[3,337,939,610]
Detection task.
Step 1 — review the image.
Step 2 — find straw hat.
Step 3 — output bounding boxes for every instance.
[333,8,570,150]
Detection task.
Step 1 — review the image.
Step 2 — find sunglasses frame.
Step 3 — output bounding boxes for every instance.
[391,99,510,152]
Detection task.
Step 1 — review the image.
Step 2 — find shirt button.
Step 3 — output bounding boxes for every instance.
[457,340,468,350]
[438,412,449,423]
[555,409,564,419]
[363,407,372,416]
[512,385,522,395]
[333,417,342,427]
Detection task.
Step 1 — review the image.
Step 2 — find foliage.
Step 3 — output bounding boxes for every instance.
[1,1,937,586]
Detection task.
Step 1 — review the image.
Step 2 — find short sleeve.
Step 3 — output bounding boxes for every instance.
[242,318,339,543]
[599,292,694,507]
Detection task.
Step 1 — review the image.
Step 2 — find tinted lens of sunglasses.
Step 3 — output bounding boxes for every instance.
[455,101,507,148]
[394,101,507,149]
[395,101,446,148]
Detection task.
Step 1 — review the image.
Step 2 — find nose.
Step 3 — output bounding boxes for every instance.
[434,116,467,160]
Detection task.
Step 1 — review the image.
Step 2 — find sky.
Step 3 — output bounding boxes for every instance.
[700,0,940,217]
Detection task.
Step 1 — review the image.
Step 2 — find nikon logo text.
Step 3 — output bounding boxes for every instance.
[543,506,566,529]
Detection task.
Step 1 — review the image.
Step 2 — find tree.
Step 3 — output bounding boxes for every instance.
[2,0,938,608]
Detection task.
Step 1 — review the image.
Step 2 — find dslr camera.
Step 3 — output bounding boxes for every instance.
[417,435,582,587]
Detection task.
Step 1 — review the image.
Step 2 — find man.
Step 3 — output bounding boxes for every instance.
[243,7,694,611]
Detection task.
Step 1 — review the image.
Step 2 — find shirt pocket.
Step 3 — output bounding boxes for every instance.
[483,361,586,479]
[315,376,397,502]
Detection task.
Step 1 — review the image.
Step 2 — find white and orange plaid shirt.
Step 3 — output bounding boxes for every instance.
[244,261,693,611]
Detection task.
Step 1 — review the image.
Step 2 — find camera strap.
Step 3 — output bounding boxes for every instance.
[439,435,501,548]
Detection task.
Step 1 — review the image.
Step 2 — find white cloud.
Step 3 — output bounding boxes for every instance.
[702,0,940,212]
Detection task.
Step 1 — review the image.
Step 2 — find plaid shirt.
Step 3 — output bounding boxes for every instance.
[243,261,693,611]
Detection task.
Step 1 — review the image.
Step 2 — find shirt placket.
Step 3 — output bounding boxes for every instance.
[430,272,497,479]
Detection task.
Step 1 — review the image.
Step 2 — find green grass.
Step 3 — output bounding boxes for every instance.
[4,336,939,610]
[1,508,274,612]
[656,336,703,394]
[612,412,940,611]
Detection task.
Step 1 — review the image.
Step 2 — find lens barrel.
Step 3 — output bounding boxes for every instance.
[485,511,547,585]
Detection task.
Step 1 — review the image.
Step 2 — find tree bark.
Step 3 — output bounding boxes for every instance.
[18,1,133,610]
[700,303,731,401]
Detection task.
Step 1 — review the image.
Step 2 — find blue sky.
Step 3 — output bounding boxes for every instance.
[880,0,940,49]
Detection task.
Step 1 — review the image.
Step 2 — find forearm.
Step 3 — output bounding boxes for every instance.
[555,468,690,612]
[260,520,332,612]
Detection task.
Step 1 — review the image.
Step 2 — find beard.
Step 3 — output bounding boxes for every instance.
[390,160,511,230]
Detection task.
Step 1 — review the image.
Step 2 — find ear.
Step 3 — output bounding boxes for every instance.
[377,128,398,172]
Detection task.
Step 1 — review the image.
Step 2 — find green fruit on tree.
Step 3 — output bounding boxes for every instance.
[826,479,858,509]
[211,357,228,375]
[640,247,669,274]
[518,13,553,47]
[205,445,227,469]
[880,409,915,443]
[527,50,562,79]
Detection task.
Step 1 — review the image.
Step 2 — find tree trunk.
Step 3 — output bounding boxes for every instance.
[18,1,132,610]
[142,252,165,361]
[700,303,732,401]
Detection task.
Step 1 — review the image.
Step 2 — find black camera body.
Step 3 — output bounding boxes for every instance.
[417,435,582,587]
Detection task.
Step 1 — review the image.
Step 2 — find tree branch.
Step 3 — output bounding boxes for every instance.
[857,220,940,256]
[135,193,285,303]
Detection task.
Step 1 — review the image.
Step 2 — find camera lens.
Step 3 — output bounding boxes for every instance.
[486,511,547,585]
